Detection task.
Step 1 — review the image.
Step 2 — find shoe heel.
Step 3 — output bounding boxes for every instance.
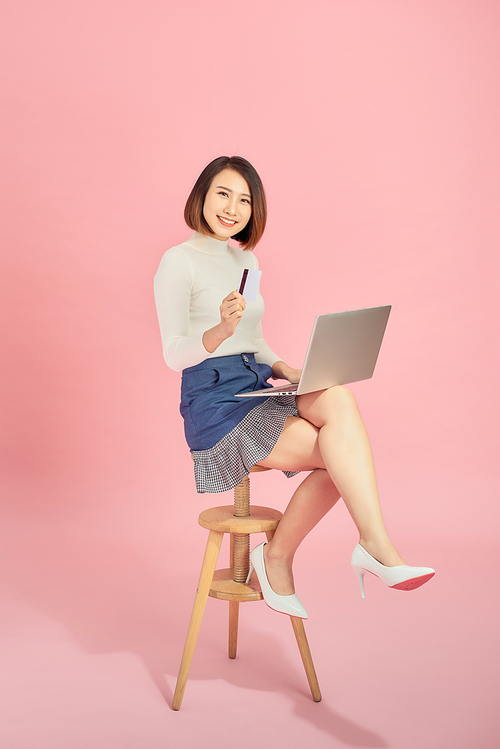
[245,562,254,585]
[352,565,366,600]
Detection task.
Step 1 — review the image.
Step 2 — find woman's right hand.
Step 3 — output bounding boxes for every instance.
[202,290,246,353]
[219,290,246,338]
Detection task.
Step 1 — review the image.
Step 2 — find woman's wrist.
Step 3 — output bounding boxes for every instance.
[202,325,227,354]
[271,360,302,384]
[271,360,287,379]
[272,360,291,380]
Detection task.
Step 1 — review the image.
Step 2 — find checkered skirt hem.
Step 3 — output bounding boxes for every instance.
[192,396,300,493]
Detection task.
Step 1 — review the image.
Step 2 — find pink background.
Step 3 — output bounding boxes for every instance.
[1,1,499,747]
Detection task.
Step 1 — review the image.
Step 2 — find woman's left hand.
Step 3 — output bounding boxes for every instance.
[271,360,302,384]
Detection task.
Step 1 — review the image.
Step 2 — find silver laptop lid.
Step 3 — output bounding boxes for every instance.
[296,305,391,395]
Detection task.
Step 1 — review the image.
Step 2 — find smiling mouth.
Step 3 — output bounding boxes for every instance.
[217,215,237,227]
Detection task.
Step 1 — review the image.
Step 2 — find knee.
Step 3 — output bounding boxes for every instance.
[324,385,357,412]
[317,385,360,423]
[297,384,359,428]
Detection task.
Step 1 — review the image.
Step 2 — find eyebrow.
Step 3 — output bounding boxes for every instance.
[216,185,252,199]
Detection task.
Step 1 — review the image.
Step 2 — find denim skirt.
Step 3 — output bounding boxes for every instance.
[180,353,300,493]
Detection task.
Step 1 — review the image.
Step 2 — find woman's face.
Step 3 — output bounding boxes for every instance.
[202,168,252,241]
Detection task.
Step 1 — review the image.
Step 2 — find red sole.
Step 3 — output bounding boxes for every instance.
[390,572,435,591]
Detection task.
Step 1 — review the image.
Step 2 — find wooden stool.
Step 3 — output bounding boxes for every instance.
[172,465,321,710]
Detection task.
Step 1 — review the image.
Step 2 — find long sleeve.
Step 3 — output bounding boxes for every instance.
[254,320,281,368]
[153,246,209,371]
[251,254,281,367]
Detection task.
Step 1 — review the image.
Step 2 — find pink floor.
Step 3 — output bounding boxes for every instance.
[1,493,497,749]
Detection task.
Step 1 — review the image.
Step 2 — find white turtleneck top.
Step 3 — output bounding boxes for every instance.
[154,232,281,372]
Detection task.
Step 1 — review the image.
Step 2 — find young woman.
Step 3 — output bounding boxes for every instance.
[154,156,434,619]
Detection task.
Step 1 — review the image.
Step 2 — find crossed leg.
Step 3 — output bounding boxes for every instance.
[256,385,405,595]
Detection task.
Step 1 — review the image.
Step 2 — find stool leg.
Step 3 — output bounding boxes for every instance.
[266,528,321,702]
[228,601,239,659]
[172,530,223,711]
[228,533,240,659]
[290,617,322,702]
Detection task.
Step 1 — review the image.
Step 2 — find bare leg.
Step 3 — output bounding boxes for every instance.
[301,386,405,566]
[263,468,340,595]
[257,386,405,594]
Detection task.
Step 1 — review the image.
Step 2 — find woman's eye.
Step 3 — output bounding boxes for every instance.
[218,191,228,197]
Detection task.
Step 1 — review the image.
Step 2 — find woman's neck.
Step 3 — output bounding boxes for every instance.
[185,231,230,256]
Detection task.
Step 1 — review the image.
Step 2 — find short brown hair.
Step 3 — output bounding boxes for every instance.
[184,156,267,250]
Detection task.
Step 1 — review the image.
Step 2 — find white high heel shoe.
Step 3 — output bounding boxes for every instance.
[351,543,435,600]
[246,542,308,619]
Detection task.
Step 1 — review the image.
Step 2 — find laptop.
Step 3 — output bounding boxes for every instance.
[236,305,391,397]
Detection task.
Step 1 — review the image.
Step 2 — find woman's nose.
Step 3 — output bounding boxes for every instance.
[224,199,237,215]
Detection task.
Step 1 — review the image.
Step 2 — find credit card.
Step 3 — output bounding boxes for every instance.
[238,268,262,303]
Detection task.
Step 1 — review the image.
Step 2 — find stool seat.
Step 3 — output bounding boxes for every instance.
[199,505,282,534]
